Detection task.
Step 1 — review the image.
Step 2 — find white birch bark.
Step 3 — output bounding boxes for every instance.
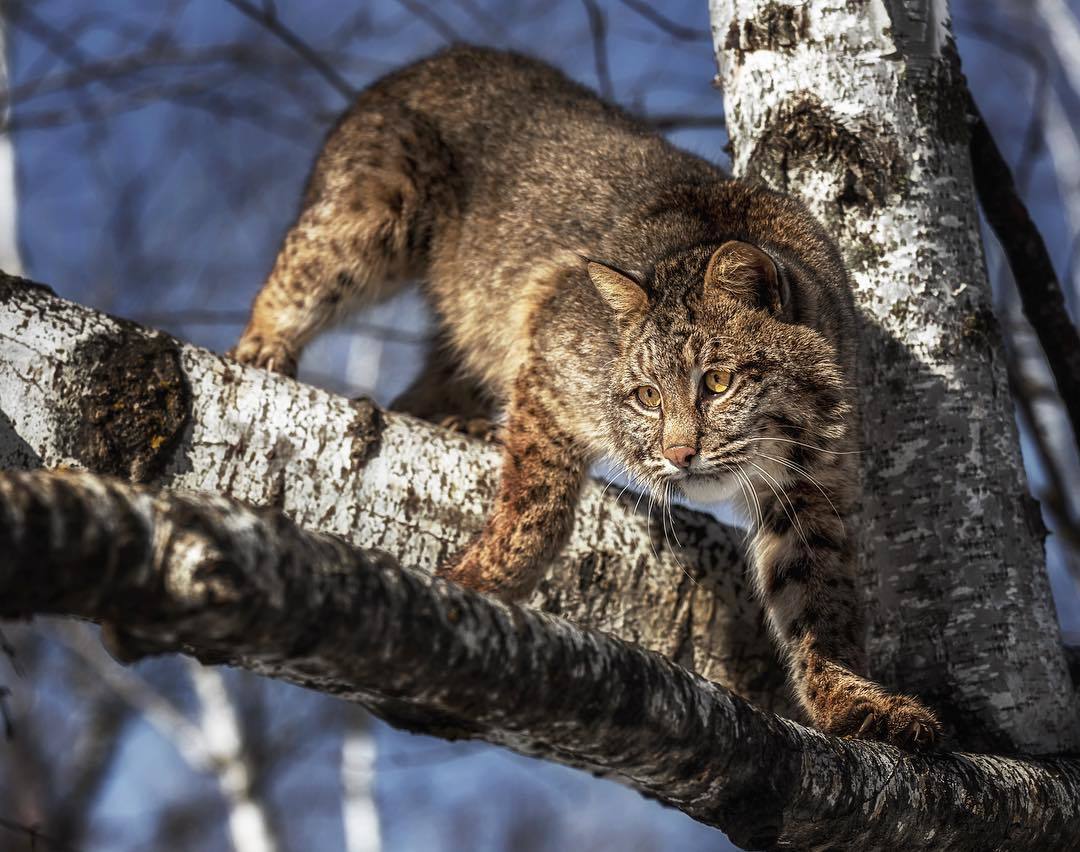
[711,0,1080,752]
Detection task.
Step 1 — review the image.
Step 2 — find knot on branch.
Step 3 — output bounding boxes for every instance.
[157,494,288,619]
[747,95,908,213]
[62,328,191,483]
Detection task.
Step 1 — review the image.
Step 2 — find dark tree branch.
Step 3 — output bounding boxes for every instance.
[954,17,1049,193]
[646,111,725,131]
[1,469,1079,852]
[616,0,711,42]
[1065,643,1080,687]
[582,0,614,100]
[1008,356,1080,552]
[967,90,1080,457]
[221,0,357,101]
[392,0,465,43]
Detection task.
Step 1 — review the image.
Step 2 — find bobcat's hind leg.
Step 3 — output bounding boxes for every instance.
[231,97,455,376]
[392,340,502,442]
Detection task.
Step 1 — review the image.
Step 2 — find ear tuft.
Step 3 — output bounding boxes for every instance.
[587,260,649,319]
[704,241,784,313]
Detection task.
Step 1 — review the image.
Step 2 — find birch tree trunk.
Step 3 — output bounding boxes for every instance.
[711,0,1080,753]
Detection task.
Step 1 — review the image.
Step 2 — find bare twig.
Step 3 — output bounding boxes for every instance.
[647,111,725,131]
[392,0,464,43]
[954,17,1049,192]
[222,0,357,101]
[1004,333,1080,551]
[581,0,614,100]
[617,0,711,41]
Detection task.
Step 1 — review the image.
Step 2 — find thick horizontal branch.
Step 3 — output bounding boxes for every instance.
[2,469,1079,852]
[0,276,791,713]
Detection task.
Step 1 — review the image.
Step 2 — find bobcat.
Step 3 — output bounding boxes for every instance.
[232,45,940,749]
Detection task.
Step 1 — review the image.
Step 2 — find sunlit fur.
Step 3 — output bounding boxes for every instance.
[232,45,942,750]
[602,251,850,513]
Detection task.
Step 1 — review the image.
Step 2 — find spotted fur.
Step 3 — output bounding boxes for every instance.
[232,46,941,750]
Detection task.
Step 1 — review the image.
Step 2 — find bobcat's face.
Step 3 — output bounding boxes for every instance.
[593,244,851,509]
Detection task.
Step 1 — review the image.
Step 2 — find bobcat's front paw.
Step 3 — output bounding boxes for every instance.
[810,671,942,750]
[229,331,298,377]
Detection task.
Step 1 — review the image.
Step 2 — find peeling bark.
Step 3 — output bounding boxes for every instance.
[0,275,791,714]
[711,0,1080,753]
[1,468,1079,852]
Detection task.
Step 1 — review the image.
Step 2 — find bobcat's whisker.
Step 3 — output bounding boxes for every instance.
[746,459,809,549]
[599,461,636,504]
[645,494,664,569]
[738,464,763,533]
[666,484,686,551]
[661,481,699,588]
[725,460,762,535]
[743,436,862,456]
[756,451,845,528]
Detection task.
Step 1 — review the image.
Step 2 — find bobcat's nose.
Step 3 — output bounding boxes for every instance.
[663,445,696,469]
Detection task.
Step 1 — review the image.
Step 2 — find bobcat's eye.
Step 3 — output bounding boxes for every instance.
[636,386,661,408]
[704,369,733,395]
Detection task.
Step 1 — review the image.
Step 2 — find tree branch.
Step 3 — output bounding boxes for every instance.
[967,90,1080,455]
[221,0,357,101]
[581,0,614,100]
[1,468,1078,851]
[616,0,711,42]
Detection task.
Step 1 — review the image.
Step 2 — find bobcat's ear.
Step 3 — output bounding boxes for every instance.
[704,240,786,314]
[586,259,648,319]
